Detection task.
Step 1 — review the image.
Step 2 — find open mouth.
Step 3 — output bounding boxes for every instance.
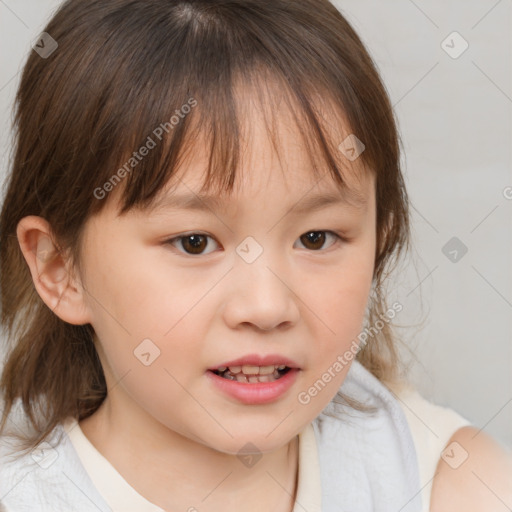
[211,365,292,383]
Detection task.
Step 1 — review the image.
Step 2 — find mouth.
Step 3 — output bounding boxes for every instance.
[206,355,301,404]
[210,365,292,383]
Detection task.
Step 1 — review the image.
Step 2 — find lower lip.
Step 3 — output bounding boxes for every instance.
[206,369,299,405]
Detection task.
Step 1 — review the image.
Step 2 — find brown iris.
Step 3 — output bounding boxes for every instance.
[180,234,208,255]
[300,231,326,250]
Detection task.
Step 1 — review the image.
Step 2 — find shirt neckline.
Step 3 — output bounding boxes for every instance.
[62,416,322,512]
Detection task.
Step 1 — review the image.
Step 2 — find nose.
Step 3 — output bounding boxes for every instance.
[221,254,301,332]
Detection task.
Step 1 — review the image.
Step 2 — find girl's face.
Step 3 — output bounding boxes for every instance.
[78,103,376,455]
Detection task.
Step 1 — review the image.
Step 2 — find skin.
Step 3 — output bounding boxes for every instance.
[16,94,511,510]
[430,426,512,511]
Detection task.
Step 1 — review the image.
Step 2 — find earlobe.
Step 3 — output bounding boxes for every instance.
[16,215,92,325]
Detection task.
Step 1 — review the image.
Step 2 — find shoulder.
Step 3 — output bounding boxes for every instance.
[430,426,512,512]
[384,380,512,511]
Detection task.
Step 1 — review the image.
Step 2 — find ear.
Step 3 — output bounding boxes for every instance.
[16,216,92,325]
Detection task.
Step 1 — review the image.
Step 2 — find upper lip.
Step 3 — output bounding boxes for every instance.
[209,354,301,370]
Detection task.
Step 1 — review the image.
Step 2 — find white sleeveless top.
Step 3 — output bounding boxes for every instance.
[59,380,470,512]
[0,362,471,511]
[385,381,471,510]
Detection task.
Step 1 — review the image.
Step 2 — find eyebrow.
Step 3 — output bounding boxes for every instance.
[147,187,368,215]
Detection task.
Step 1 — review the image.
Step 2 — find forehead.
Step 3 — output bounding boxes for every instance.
[144,83,373,215]
[105,73,375,220]
[141,175,374,225]
[144,147,373,220]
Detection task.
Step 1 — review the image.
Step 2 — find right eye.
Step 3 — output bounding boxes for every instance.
[164,233,220,256]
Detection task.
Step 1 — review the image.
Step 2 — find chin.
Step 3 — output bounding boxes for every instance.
[198,422,301,457]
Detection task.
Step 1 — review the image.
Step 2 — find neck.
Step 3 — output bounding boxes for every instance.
[79,395,300,512]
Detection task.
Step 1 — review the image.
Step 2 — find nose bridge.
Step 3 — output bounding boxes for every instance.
[222,237,300,330]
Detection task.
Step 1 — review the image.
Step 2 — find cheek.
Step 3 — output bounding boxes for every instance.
[83,236,194,335]
[306,283,369,372]
[294,272,372,418]
[311,248,374,328]
[300,248,374,381]
[82,240,212,381]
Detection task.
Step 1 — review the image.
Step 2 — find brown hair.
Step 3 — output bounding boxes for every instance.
[0,0,410,455]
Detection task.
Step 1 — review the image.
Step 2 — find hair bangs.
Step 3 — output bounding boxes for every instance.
[107,69,371,221]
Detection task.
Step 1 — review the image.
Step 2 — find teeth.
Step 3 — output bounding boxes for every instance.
[241,365,260,375]
[258,365,276,375]
[217,366,290,383]
[231,372,280,383]
[214,363,292,383]
[225,364,288,376]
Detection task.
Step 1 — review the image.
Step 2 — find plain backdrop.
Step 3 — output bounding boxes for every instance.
[0,0,511,448]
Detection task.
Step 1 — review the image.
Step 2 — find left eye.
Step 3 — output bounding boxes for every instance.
[294,230,342,251]
[165,230,343,256]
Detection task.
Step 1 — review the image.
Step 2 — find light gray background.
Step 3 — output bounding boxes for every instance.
[0,1,511,448]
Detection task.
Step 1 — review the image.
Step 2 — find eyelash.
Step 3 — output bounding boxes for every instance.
[164,230,347,256]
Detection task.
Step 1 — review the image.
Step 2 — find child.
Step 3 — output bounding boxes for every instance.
[0,0,510,511]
